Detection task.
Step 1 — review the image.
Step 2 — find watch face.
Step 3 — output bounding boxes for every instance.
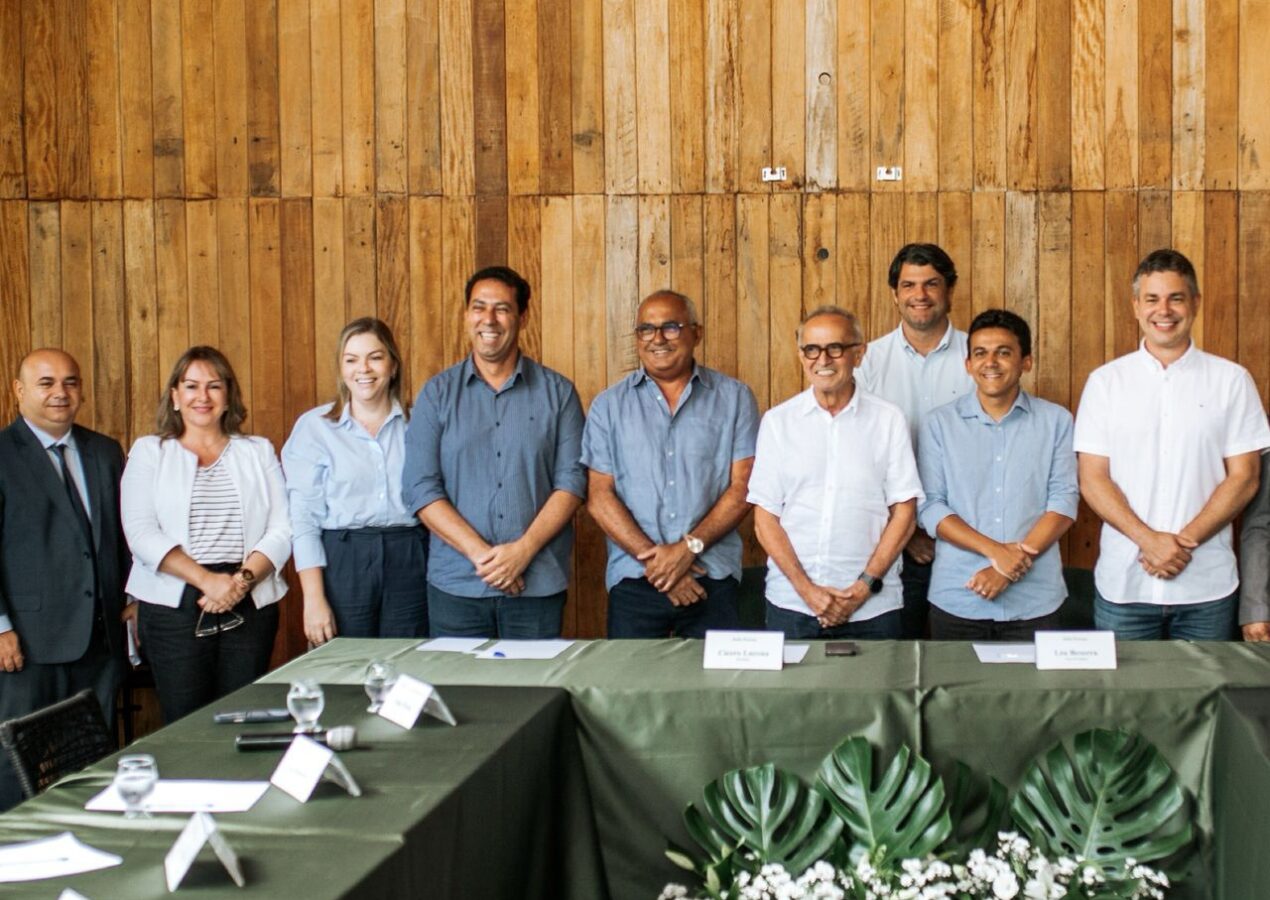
[685,535,704,554]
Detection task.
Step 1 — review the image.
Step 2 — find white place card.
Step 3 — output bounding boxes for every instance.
[1035,630,1117,670]
[973,643,1037,664]
[416,637,487,653]
[59,890,92,900]
[164,812,245,891]
[377,674,432,729]
[702,630,785,671]
[783,643,811,665]
[269,734,333,802]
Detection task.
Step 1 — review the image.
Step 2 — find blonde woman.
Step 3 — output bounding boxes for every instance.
[121,347,290,723]
[282,318,427,645]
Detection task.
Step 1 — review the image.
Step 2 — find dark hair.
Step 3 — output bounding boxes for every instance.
[1133,248,1199,297]
[157,346,248,438]
[465,265,531,313]
[887,243,958,290]
[968,309,1032,358]
[323,317,408,423]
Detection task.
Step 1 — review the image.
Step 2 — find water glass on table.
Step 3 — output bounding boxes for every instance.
[286,679,325,734]
[363,660,399,713]
[114,754,158,819]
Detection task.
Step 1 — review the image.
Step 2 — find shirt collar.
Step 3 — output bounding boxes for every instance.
[23,418,76,451]
[337,399,405,430]
[898,321,955,356]
[955,389,1032,423]
[1135,339,1198,372]
[462,353,528,389]
[632,363,709,389]
[796,385,862,418]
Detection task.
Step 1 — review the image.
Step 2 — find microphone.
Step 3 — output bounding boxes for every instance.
[235,725,359,752]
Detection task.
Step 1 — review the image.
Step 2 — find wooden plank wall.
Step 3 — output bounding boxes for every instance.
[1,0,1267,653]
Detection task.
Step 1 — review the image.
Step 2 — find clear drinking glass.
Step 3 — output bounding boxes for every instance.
[114,754,158,819]
[363,660,399,713]
[286,679,325,734]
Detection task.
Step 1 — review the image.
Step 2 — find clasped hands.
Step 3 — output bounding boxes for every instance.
[804,581,871,629]
[965,541,1038,600]
[638,542,706,607]
[197,569,254,614]
[473,540,532,595]
[1136,530,1198,579]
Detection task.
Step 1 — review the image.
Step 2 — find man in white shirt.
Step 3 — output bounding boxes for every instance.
[1074,249,1269,640]
[748,306,923,639]
[856,244,974,638]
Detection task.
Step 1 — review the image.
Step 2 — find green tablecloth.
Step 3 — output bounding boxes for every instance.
[263,638,1270,899]
[0,684,605,899]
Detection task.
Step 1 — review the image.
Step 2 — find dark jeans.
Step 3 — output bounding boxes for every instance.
[0,632,119,812]
[899,551,931,639]
[607,576,740,639]
[1093,588,1237,641]
[321,526,429,639]
[138,566,279,724]
[928,605,1063,641]
[426,584,566,639]
[765,602,902,640]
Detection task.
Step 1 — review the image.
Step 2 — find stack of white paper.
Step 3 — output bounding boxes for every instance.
[0,832,121,883]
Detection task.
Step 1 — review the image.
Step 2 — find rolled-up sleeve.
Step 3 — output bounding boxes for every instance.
[120,438,181,569]
[1045,412,1080,519]
[281,414,329,571]
[746,415,784,516]
[402,384,448,515]
[882,412,924,507]
[917,416,955,536]
[732,386,760,461]
[248,438,292,572]
[552,384,587,499]
[579,391,613,475]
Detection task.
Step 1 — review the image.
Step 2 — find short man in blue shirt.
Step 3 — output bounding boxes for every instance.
[583,290,759,637]
[916,309,1079,641]
[402,266,586,639]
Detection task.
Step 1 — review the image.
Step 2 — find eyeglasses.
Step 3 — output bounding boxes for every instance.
[799,342,862,360]
[635,322,694,342]
[194,608,246,638]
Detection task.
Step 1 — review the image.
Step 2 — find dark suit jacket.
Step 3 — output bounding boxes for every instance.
[0,418,129,664]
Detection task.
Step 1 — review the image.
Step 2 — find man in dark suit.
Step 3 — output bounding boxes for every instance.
[0,349,130,810]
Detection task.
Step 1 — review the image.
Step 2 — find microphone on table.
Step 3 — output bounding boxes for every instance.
[235,725,359,752]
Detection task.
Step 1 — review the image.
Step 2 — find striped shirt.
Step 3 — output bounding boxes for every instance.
[187,454,245,564]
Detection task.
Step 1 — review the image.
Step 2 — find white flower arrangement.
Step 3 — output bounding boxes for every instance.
[659,832,1172,900]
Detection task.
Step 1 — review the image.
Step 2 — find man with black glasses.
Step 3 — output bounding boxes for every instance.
[748,306,922,639]
[583,290,758,637]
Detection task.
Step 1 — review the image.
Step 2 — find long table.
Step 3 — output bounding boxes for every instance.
[2,639,1268,898]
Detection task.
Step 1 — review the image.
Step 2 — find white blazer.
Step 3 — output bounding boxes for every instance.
[121,435,292,608]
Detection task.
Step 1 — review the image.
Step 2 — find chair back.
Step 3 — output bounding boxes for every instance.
[0,688,114,800]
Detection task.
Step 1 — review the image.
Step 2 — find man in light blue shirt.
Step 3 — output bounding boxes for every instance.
[857,243,975,638]
[583,290,759,638]
[917,309,1078,640]
[402,266,586,639]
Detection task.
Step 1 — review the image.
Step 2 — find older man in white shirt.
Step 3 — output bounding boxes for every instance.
[856,244,974,638]
[1074,249,1269,640]
[748,306,922,639]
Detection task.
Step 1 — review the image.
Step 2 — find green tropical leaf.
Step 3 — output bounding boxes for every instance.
[946,760,1012,852]
[677,763,844,876]
[1010,729,1193,871]
[815,736,952,868]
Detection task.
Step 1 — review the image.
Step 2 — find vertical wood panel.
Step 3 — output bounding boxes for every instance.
[1239,0,1270,189]
[217,197,252,399]
[837,0,869,190]
[56,0,91,198]
[1104,0,1138,188]
[973,0,1006,188]
[572,0,606,193]
[1137,189,1171,255]
[768,194,802,402]
[937,191,973,331]
[1068,190,1105,570]
[23,0,59,197]
[0,5,24,197]
[1036,192,1072,407]
[539,196,575,374]
[802,193,836,309]
[870,0,903,192]
[60,203,94,424]
[119,0,155,198]
[28,203,63,349]
[1071,0,1104,189]
[508,196,544,363]
[540,0,575,193]
[1138,0,1171,188]
[637,195,671,299]
[804,0,836,192]
[905,0,938,190]
[312,197,346,400]
[670,0,706,194]
[1004,191,1038,391]
[248,199,284,445]
[91,202,127,437]
[769,0,804,190]
[1238,193,1269,399]
[603,0,638,193]
[376,196,411,354]
[635,0,671,193]
[703,0,738,192]
[440,0,475,196]
[937,0,972,191]
[181,0,217,196]
[835,192,871,327]
[279,0,314,197]
[440,197,474,364]
[702,193,737,374]
[1104,190,1139,358]
[375,0,409,194]
[970,191,1005,315]
[572,195,608,406]
[154,199,188,374]
[310,0,344,196]
[185,200,220,347]
[408,196,445,391]
[604,195,639,381]
[736,194,769,409]
[407,0,441,194]
[341,0,375,195]
[87,0,123,198]
[343,196,377,320]
[471,0,507,197]
[123,200,158,444]
[0,204,31,425]
[869,193,904,338]
[670,194,704,307]
[214,0,250,196]
[1205,0,1237,189]
[736,0,770,193]
[505,0,542,195]
[1171,0,1203,190]
[1036,0,1071,188]
[279,197,316,426]
[1202,191,1239,362]
[1004,0,1037,189]
[246,0,282,196]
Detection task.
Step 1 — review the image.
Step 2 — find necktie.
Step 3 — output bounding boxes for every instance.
[51,443,94,548]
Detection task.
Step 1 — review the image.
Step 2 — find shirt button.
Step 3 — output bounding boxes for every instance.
[995,456,1002,461]
[667,450,674,457]
[497,451,501,458]
[668,480,675,487]
[497,482,503,488]
[995,487,1001,492]
[670,513,677,519]
[496,421,500,426]
[994,517,1001,523]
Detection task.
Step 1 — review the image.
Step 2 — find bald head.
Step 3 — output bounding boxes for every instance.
[14,349,83,438]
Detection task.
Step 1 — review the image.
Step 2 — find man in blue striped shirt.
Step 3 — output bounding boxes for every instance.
[916,309,1079,640]
[402,267,586,639]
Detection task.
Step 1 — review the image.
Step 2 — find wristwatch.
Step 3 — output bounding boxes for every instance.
[857,571,883,594]
[683,533,705,555]
[236,567,256,585]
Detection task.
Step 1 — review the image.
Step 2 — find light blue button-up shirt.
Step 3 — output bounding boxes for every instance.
[917,391,1079,621]
[581,365,759,590]
[281,401,417,571]
[856,324,975,447]
[402,355,586,598]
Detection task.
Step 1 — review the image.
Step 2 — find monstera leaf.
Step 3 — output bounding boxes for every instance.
[670,763,845,880]
[1010,729,1193,871]
[815,737,952,868]
[945,760,1012,852]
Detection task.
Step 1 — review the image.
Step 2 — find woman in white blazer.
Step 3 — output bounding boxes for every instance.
[121,346,290,723]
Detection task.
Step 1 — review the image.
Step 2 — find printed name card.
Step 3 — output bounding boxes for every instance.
[269,735,333,802]
[164,812,245,891]
[702,630,785,671]
[1034,631,1117,670]
[378,675,457,728]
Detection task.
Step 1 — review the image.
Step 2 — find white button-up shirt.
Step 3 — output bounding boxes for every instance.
[1073,342,1270,606]
[747,387,924,621]
[855,323,975,447]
